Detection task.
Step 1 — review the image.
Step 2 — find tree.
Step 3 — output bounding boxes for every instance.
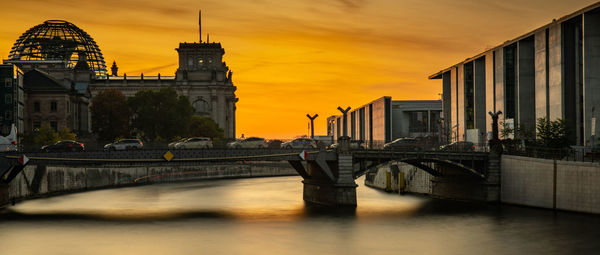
[187,116,224,139]
[91,89,130,141]
[34,123,59,145]
[58,127,76,141]
[536,117,570,148]
[128,87,195,141]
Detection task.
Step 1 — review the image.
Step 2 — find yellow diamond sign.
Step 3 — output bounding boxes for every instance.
[163,151,174,161]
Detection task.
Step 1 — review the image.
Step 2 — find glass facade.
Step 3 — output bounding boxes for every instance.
[504,44,517,119]
[464,62,475,130]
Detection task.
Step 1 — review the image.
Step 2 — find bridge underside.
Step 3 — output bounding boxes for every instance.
[1,148,495,207]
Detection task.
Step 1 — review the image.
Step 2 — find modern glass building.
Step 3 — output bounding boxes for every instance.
[327,97,441,148]
[430,3,600,146]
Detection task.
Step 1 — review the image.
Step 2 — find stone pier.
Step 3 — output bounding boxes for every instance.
[301,136,358,207]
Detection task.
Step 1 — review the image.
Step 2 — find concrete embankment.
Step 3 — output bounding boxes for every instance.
[4,162,297,205]
[366,156,600,214]
[501,155,600,214]
[365,162,433,195]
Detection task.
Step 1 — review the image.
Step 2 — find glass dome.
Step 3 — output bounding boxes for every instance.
[8,20,107,77]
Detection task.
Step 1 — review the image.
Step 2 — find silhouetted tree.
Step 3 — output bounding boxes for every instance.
[187,116,224,139]
[128,87,194,141]
[536,117,570,148]
[91,89,130,141]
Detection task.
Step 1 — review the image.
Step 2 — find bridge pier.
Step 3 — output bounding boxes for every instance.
[302,180,357,207]
[299,137,358,207]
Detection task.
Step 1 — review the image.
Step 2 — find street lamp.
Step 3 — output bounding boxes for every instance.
[337,106,351,137]
[306,114,318,139]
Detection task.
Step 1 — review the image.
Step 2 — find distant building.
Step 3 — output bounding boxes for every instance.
[22,68,91,134]
[3,12,238,138]
[429,2,600,146]
[327,97,442,147]
[0,64,24,137]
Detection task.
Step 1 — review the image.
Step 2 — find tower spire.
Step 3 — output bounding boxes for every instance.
[199,10,202,43]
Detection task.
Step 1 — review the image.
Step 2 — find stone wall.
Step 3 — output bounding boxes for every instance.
[364,162,432,195]
[501,155,600,214]
[6,162,297,203]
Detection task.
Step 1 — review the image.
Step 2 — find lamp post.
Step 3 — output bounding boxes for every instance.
[337,107,351,138]
[306,114,318,139]
[489,111,503,153]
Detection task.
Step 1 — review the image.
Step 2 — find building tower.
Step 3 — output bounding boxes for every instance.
[174,10,237,138]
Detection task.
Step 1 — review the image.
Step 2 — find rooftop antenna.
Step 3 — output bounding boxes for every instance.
[199,10,202,43]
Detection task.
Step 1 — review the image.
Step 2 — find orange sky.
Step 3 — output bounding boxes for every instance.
[0,0,597,138]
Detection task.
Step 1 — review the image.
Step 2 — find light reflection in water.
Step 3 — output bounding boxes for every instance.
[1,176,600,255]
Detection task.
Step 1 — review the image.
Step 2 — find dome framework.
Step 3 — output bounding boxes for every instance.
[8,20,107,77]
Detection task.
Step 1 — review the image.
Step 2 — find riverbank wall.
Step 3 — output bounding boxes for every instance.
[364,162,433,195]
[365,155,600,214]
[4,162,297,205]
[501,155,600,214]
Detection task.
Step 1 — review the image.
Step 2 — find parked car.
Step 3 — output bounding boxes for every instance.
[104,139,143,151]
[168,138,187,149]
[228,137,267,148]
[281,138,317,149]
[439,141,475,152]
[383,138,419,151]
[328,140,367,149]
[42,140,85,152]
[267,139,284,149]
[175,137,213,149]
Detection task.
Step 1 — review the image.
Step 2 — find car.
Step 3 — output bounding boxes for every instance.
[175,137,213,149]
[281,138,317,149]
[439,141,475,152]
[104,139,143,151]
[328,140,366,150]
[42,140,85,152]
[383,138,419,151]
[168,138,187,149]
[0,124,17,152]
[228,137,267,148]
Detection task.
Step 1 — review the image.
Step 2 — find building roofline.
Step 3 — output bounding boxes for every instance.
[428,1,600,79]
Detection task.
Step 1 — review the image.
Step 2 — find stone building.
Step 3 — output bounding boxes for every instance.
[3,13,238,139]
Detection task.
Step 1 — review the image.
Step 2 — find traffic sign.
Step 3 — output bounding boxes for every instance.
[299,150,308,161]
[18,155,29,165]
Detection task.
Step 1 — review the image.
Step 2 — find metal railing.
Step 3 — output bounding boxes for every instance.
[504,146,600,163]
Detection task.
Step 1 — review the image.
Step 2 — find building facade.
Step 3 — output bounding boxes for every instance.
[0,64,24,137]
[3,14,238,139]
[327,97,441,148]
[430,3,600,146]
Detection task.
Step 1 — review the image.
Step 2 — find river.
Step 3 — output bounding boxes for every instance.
[1,176,599,254]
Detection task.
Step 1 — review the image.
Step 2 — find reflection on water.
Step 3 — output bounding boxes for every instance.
[1,176,600,255]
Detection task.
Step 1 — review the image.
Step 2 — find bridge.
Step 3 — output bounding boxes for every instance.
[1,137,498,207]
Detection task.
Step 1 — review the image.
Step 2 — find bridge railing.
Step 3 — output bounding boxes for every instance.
[504,146,600,163]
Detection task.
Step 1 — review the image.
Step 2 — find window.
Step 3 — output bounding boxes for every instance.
[4,111,11,121]
[408,111,428,133]
[4,78,11,87]
[34,101,40,112]
[50,101,57,112]
[5,94,11,104]
[50,121,58,131]
[33,121,41,131]
[188,58,193,66]
[193,98,211,114]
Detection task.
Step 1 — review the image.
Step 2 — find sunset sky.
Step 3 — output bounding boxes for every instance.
[0,0,597,138]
